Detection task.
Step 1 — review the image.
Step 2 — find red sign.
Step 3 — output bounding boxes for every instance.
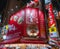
[7,7,47,43]
[48,3,59,38]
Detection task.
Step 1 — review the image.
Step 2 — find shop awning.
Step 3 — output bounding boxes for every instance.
[0,38,20,44]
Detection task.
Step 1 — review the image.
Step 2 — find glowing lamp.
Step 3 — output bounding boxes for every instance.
[34,0,38,3]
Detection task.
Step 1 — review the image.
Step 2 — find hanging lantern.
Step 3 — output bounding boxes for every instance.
[34,0,38,3]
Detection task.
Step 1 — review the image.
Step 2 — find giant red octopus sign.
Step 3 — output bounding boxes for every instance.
[8,7,47,43]
[0,7,47,44]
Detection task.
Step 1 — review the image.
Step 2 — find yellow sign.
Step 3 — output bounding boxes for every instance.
[49,27,57,33]
[6,25,8,30]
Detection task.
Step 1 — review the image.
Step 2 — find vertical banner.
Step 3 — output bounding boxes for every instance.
[48,2,60,46]
[44,0,59,45]
[48,3,59,38]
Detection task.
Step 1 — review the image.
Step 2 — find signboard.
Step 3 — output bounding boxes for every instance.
[49,27,58,37]
[49,27,57,33]
[5,7,47,43]
[4,44,51,49]
[22,7,46,40]
[48,3,59,38]
[25,8,39,37]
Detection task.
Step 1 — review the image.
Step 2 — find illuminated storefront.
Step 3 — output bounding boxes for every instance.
[0,0,60,49]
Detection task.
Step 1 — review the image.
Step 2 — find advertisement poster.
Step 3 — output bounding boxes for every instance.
[48,3,59,38]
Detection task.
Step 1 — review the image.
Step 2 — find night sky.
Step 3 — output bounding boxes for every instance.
[0,0,59,12]
[0,0,30,13]
[0,0,7,12]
